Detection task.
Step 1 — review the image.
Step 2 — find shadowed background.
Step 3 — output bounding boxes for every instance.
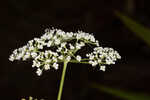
[0,0,150,100]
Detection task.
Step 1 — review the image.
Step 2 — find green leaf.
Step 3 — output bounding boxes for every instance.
[91,83,150,100]
[115,11,150,46]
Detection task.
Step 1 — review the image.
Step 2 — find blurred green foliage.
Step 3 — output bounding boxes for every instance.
[90,12,150,100]
[91,83,150,100]
[115,11,150,46]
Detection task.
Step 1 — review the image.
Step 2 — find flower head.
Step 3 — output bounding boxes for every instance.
[76,55,81,62]
[9,28,121,76]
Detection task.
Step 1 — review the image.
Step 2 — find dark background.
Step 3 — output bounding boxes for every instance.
[0,0,150,100]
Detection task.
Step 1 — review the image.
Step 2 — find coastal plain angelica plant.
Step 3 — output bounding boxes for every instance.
[9,28,121,100]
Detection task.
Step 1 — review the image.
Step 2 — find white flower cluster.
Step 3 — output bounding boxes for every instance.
[86,47,121,71]
[9,28,121,76]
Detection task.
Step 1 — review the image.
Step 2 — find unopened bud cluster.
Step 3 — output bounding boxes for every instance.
[9,28,121,76]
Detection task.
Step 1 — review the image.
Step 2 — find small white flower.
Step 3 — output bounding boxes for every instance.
[76,34,82,39]
[89,60,93,64]
[76,55,81,62]
[9,54,15,61]
[56,30,64,36]
[86,54,89,57]
[76,43,81,49]
[52,57,57,62]
[35,55,40,60]
[96,40,99,46]
[90,36,95,42]
[23,52,30,60]
[37,44,43,49]
[53,52,58,57]
[80,42,85,47]
[85,35,90,40]
[13,49,17,55]
[53,35,57,40]
[44,64,50,70]
[36,62,41,67]
[66,32,73,38]
[53,63,59,70]
[99,54,103,58]
[61,42,66,47]
[48,34,53,39]
[89,55,94,60]
[100,66,106,71]
[69,44,75,50]
[16,54,22,60]
[76,42,85,50]
[31,52,37,58]
[89,60,98,66]
[22,46,27,51]
[29,46,34,51]
[41,34,48,40]
[106,58,114,65]
[33,61,41,68]
[36,68,42,76]
[58,55,63,60]
[47,41,52,47]
[115,51,121,59]
[98,59,101,63]
[55,39,61,45]
[66,56,71,62]
[64,48,68,54]
[32,60,36,67]
[56,47,62,52]
[28,40,33,45]
[44,51,49,58]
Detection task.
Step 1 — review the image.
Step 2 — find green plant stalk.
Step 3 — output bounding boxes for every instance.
[57,61,68,100]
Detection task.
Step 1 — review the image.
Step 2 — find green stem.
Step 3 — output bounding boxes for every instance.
[57,61,68,100]
[70,60,89,64]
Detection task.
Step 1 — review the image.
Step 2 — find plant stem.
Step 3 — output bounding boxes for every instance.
[69,60,89,64]
[57,61,68,100]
